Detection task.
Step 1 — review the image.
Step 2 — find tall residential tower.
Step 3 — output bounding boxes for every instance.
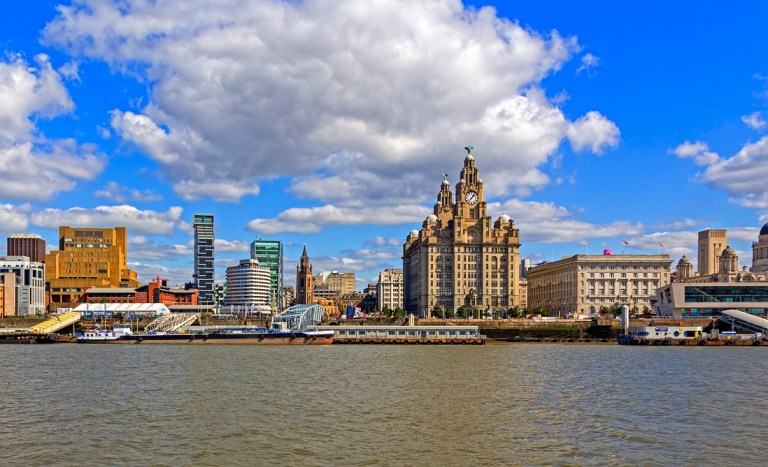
[193,214,215,305]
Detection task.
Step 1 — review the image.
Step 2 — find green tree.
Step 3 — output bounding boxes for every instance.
[630,305,640,317]
[392,307,404,319]
[456,306,467,319]
[508,306,521,318]
[432,305,444,319]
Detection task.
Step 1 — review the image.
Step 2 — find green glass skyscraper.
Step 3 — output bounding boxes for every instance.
[250,239,283,311]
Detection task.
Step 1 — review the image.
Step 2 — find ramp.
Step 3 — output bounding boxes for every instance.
[720,309,768,335]
[145,313,198,333]
[30,312,81,334]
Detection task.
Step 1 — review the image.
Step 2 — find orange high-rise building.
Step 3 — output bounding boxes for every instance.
[45,226,140,311]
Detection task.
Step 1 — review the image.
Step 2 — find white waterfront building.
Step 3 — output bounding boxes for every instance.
[224,259,272,308]
[0,256,45,315]
[377,268,403,312]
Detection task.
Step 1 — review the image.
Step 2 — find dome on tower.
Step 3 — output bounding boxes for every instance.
[760,222,768,236]
[722,245,737,257]
[427,214,437,223]
[678,255,691,265]
[499,213,511,222]
[442,179,449,186]
[465,154,474,161]
[410,229,419,236]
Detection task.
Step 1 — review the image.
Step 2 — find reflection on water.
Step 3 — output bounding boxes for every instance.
[2,344,767,466]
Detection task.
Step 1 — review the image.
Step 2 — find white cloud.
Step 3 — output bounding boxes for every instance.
[0,54,105,201]
[43,0,616,205]
[576,53,600,74]
[567,111,620,155]
[683,136,768,207]
[671,141,720,166]
[30,205,184,235]
[367,236,402,247]
[742,111,767,131]
[0,204,30,234]
[95,181,163,202]
[215,239,250,253]
[342,248,400,260]
[247,204,431,234]
[488,199,643,243]
[128,261,192,286]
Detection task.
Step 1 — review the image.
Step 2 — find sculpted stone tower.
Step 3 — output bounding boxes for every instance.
[295,245,314,305]
[403,147,521,318]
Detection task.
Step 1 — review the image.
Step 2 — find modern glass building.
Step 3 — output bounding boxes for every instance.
[193,214,215,305]
[250,239,283,311]
[655,282,768,317]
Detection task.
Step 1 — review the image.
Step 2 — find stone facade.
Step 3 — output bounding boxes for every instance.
[403,150,521,318]
[377,268,403,312]
[295,245,314,304]
[697,229,727,276]
[527,253,672,317]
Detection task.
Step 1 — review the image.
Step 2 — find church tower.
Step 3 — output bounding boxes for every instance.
[295,245,314,304]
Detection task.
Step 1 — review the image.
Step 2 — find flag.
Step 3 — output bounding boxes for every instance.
[658,242,665,248]
[622,240,629,245]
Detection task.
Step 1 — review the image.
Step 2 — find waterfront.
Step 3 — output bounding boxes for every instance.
[2,344,767,466]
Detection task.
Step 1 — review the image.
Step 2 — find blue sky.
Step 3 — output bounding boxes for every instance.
[1,0,767,288]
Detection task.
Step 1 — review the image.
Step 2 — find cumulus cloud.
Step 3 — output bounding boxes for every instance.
[215,239,250,253]
[567,111,620,155]
[127,236,193,261]
[678,136,768,207]
[30,205,184,235]
[0,54,105,201]
[95,181,163,202]
[367,236,402,247]
[576,53,600,74]
[671,141,720,166]
[0,204,30,234]
[742,111,767,131]
[43,0,616,204]
[341,248,401,260]
[247,204,430,234]
[488,199,643,243]
[128,261,192,286]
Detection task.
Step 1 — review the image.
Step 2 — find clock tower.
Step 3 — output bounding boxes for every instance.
[403,147,522,318]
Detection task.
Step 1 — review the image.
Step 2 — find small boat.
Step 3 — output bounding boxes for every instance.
[78,324,134,342]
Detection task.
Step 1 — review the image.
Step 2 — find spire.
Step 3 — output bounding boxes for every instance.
[301,244,308,258]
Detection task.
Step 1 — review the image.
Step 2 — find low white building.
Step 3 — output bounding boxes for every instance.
[73,302,171,316]
[0,256,45,315]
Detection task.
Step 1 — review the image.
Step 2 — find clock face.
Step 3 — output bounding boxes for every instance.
[465,190,478,205]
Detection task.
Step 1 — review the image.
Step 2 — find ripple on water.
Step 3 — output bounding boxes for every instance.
[2,344,768,465]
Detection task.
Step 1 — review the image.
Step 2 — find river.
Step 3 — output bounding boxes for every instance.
[1,343,766,466]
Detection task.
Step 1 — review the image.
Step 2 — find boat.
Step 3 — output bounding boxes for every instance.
[76,304,334,345]
[78,324,134,342]
[617,325,705,345]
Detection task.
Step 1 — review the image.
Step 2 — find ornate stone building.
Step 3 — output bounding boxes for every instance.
[751,222,768,273]
[403,149,521,318]
[295,245,314,305]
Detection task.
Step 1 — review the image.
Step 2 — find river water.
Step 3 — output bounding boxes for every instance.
[2,343,767,466]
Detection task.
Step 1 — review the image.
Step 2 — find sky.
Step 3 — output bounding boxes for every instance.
[1,0,768,289]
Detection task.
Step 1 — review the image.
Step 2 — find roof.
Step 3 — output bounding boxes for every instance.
[761,223,768,236]
[84,287,137,294]
[73,303,170,314]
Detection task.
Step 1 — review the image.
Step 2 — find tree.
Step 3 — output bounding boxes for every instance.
[392,307,404,319]
[382,305,391,317]
[508,306,521,318]
[456,306,467,319]
[432,305,444,319]
[630,305,640,317]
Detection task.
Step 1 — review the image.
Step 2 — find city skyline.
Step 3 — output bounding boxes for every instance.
[1,1,768,289]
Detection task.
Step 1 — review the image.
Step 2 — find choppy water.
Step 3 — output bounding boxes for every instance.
[2,343,767,466]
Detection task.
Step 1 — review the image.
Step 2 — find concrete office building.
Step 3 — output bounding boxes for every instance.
[45,227,138,311]
[224,259,271,308]
[7,234,46,263]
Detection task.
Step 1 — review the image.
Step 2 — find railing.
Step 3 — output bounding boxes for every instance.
[144,313,198,332]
